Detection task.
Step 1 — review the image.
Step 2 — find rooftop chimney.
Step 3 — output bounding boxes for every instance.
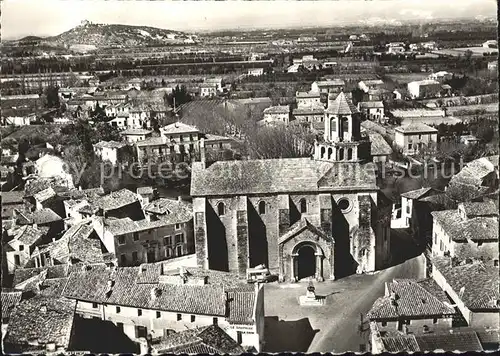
[200,138,206,169]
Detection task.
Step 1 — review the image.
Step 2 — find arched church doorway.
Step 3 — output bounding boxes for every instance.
[296,245,316,280]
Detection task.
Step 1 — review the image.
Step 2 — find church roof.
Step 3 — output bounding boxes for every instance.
[325,91,359,115]
[191,158,377,196]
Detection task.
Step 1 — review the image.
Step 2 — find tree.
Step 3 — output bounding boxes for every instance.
[44,85,60,108]
[351,88,365,106]
[90,102,107,121]
[166,85,192,108]
[244,125,315,159]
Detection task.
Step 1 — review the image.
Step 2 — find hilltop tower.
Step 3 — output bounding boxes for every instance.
[313,90,370,162]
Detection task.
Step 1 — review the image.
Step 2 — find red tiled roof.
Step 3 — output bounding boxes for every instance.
[62,266,227,316]
[326,91,359,115]
[432,257,500,311]
[1,290,23,319]
[3,296,76,352]
[227,289,255,325]
[367,279,455,320]
[151,325,245,354]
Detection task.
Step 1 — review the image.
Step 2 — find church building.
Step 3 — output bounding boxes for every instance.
[190,91,391,282]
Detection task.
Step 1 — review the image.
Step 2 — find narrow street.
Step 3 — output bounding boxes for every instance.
[308,254,425,353]
[264,254,425,353]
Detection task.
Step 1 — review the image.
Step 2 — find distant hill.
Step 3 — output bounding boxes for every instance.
[43,21,196,49]
[18,35,44,42]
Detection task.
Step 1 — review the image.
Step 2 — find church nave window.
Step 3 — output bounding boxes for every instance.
[258,201,266,215]
[299,198,307,213]
[217,201,226,216]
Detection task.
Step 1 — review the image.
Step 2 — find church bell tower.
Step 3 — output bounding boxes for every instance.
[314,90,369,162]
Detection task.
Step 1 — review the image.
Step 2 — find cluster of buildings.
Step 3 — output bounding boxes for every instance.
[368,155,499,353]
[1,153,264,353]
[1,89,400,353]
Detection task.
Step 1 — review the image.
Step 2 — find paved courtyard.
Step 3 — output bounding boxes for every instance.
[263,254,426,353]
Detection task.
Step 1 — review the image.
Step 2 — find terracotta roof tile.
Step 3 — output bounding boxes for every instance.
[415,331,483,352]
[1,191,24,204]
[191,158,377,196]
[432,257,500,311]
[431,210,498,242]
[227,289,255,325]
[11,225,46,246]
[382,335,420,352]
[152,325,245,354]
[143,198,192,218]
[395,123,438,134]
[95,188,139,211]
[460,201,498,218]
[3,296,76,352]
[62,265,257,322]
[13,265,69,286]
[17,208,62,225]
[161,122,200,135]
[326,91,358,115]
[368,132,392,156]
[401,187,437,200]
[93,140,127,149]
[33,187,57,203]
[1,290,23,319]
[367,279,455,320]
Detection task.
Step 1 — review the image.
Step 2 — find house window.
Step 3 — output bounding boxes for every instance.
[92,303,98,309]
[117,322,124,331]
[133,232,139,241]
[191,315,195,322]
[19,245,24,251]
[217,202,225,216]
[477,242,483,247]
[299,198,307,213]
[494,260,499,267]
[407,143,412,150]
[176,245,183,256]
[136,326,147,338]
[156,311,161,319]
[138,309,142,316]
[164,236,172,245]
[175,223,181,230]
[381,321,387,327]
[258,201,266,215]
[433,318,438,324]
[116,306,121,313]
[166,248,172,258]
[175,234,184,244]
[118,236,126,245]
[177,314,182,321]
[219,142,223,149]
[132,252,138,263]
[213,317,218,325]
[120,254,126,265]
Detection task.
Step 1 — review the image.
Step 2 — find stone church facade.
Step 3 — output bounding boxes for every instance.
[190,92,392,282]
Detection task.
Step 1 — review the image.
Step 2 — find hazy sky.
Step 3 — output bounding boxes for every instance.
[1,0,497,39]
